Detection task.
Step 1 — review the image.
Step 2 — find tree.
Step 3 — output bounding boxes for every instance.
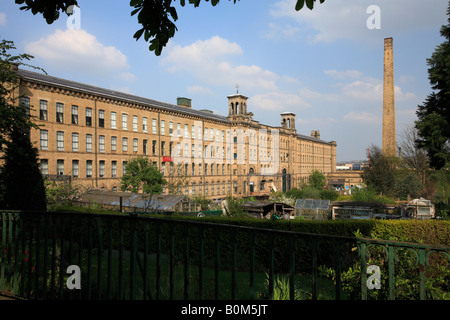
[0,126,47,211]
[0,39,47,211]
[398,123,429,186]
[362,145,398,197]
[308,170,327,189]
[0,39,42,151]
[415,2,450,169]
[120,156,166,194]
[15,0,326,56]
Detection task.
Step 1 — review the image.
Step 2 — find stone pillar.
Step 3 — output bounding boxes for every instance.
[382,37,396,157]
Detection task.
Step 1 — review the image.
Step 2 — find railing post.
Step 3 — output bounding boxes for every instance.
[360,241,367,300]
[249,231,255,300]
[289,235,296,301]
[184,225,190,300]
[334,241,342,300]
[198,227,205,300]
[311,238,318,300]
[388,245,395,300]
[418,248,426,300]
[214,227,221,300]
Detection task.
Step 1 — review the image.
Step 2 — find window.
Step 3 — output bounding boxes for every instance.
[152,140,157,155]
[123,161,128,175]
[192,125,195,139]
[205,182,208,195]
[57,160,64,175]
[143,139,148,155]
[161,162,166,176]
[192,163,195,176]
[152,118,157,134]
[56,103,64,123]
[143,117,148,133]
[133,138,138,152]
[133,115,138,132]
[169,121,173,136]
[71,106,78,124]
[161,141,166,156]
[161,120,165,135]
[40,130,48,150]
[39,100,48,121]
[204,128,208,141]
[40,159,48,175]
[211,163,214,175]
[98,110,105,128]
[122,137,128,152]
[99,161,105,178]
[111,136,117,151]
[192,183,196,195]
[199,182,202,195]
[170,142,173,156]
[111,112,116,129]
[21,97,30,115]
[86,160,93,178]
[72,133,79,152]
[86,134,92,152]
[111,161,117,178]
[57,131,64,151]
[99,135,105,153]
[122,114,127,130]
[72,160,79,178]
[198,126,202,140]
[184,124,188,138]
[199,164,202,176]
[86,108,92,126]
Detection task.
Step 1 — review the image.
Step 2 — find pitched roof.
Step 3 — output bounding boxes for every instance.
[18,68,230,123]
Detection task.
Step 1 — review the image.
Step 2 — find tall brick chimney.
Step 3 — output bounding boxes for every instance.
[382,37,396,157]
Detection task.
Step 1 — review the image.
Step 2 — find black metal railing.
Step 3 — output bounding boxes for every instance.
[1,211,449,300]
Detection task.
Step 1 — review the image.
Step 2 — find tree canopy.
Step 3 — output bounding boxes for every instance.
[415,2,450,169]
[120,156,166,194]
[0,39,47,210]
[15,0,325,56]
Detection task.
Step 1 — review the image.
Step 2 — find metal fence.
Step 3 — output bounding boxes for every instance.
[1,211,449,300]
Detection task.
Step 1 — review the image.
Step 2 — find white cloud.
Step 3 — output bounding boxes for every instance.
[249,91,310,112]
[324,69,364,80]
[187,85,214,95]
[25,29,129,74]
[269,0,447,44]
[161,36,279,91]
[118,72,136,82]
[0,13,6,26]
[343,111,380,124]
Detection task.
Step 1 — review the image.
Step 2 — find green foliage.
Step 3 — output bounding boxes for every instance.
[308,170,327,189]
[415,3,450,169]
[225,196,249,217]
[0,127,46,211]
[351,187,395,205]
[193,194,212,211]
[0,39,46,211]
[120,156,166,194]
[45,181,84,210]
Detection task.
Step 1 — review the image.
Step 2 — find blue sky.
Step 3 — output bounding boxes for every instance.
[1,0,448,161]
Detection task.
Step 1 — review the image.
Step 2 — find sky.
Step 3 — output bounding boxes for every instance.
[0,0,448,162]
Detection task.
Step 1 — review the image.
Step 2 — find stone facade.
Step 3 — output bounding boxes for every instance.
[17,68,337,199]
